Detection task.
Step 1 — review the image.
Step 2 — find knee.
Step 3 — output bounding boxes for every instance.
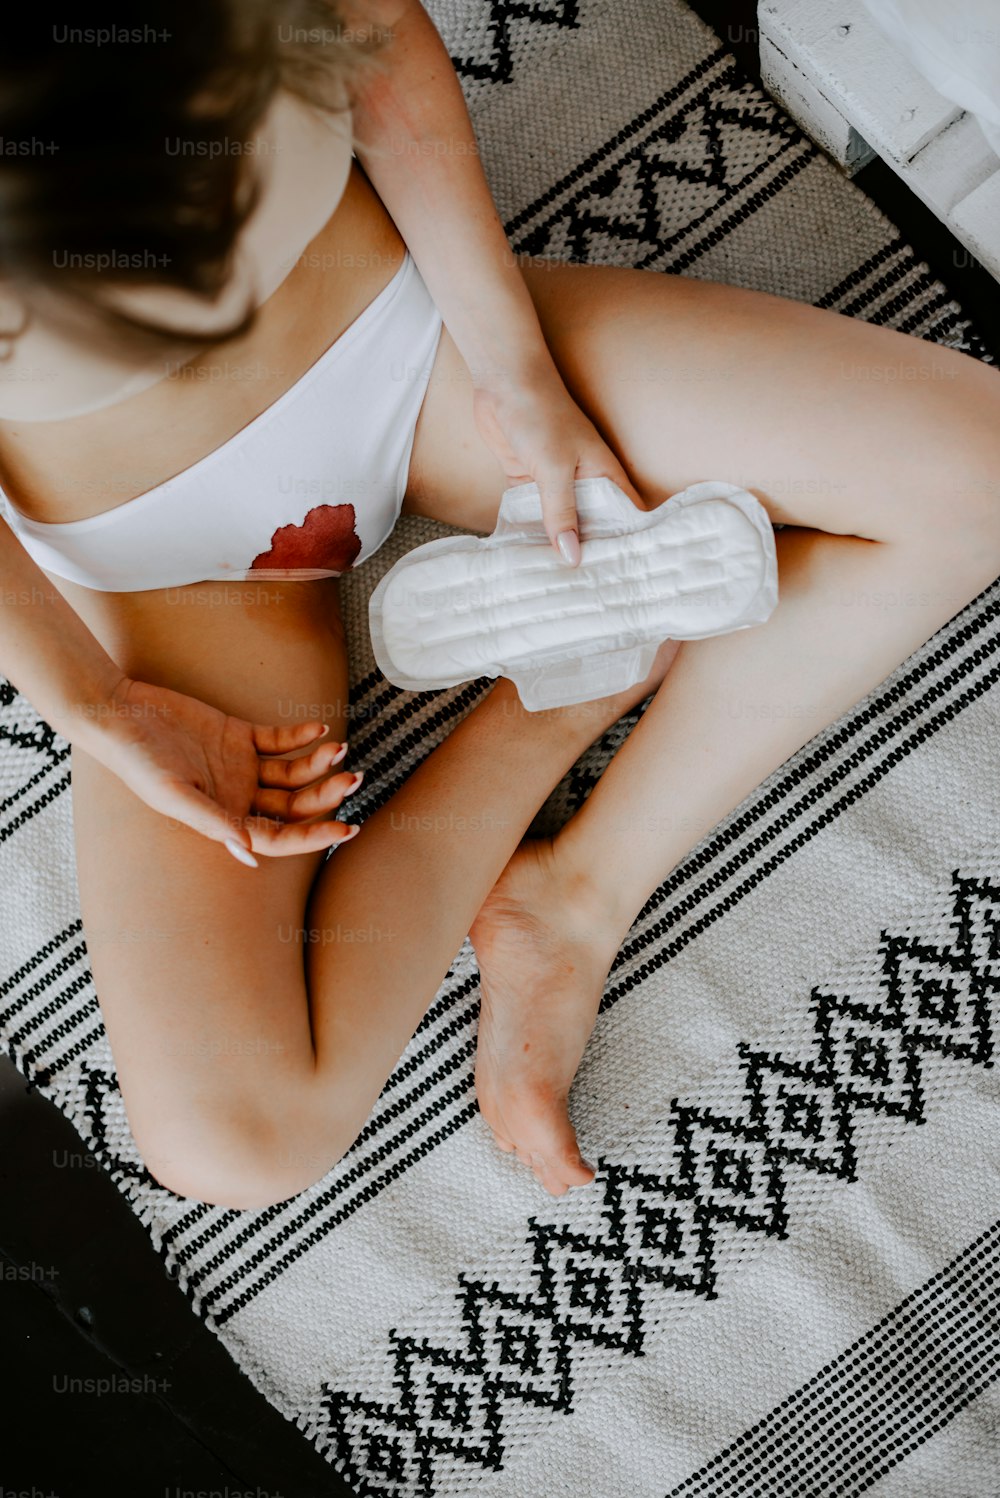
[134,1103,350,1211]
[939,388,1000,574]
[915,485,1000,594]
[970,485,1000,571]
[904,417,1000,587]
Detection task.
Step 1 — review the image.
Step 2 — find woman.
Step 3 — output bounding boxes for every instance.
[0,1,997,1207]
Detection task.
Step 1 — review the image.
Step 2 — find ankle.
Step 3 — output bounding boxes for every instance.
[547,832,635,952]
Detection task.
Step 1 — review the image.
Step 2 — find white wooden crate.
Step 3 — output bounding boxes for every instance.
[758,0,1000,281]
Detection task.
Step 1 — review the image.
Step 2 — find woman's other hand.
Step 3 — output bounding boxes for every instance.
[87,676,361,868]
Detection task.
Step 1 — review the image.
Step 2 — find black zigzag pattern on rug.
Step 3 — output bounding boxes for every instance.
[508,62,813,269]
[446,0,580,84]
[319,867,1000,1497]
[669,1219,1000,1497]
[502,54,984,356]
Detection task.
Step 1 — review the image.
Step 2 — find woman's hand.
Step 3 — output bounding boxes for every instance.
[86,676,360,868]
[471,356,645,565]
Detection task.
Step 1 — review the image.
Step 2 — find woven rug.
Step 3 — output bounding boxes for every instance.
[2,2,999,1493]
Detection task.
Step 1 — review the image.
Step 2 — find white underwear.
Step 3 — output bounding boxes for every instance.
[369,477,779,710]
[0,253,444,591]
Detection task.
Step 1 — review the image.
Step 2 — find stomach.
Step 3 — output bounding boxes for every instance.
[0,162,406,716]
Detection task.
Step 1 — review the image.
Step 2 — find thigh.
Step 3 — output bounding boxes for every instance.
[70,598,351,1192]
[405,258,1000,550]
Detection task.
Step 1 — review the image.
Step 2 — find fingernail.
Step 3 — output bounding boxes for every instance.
[580,1157,597,1173]
[346,771,364,794]
[225,838,258,869]
[556,529,581,567]
[316,724,330,738]
[337,824,361,844]
[330,742,349,764]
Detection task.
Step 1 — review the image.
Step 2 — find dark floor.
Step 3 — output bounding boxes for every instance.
[0,1056,352,1498]
[4,7,1000,1497]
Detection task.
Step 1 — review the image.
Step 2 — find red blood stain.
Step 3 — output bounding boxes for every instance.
[251,503,362,573]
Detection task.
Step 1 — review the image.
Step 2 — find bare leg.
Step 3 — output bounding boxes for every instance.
[75,603,670,1211]
[300,651,673,1167]
[397,258,1000,1195]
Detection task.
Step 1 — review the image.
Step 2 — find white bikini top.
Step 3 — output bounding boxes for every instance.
[0,252,442,590]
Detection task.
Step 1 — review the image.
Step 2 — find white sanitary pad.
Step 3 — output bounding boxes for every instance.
[369,477,779,711]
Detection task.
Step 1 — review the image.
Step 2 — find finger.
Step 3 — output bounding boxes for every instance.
[576,444,646,510]
[243,816,361,857]
[158,779,260,868]
[252,770,363,822]
[257,739,349,789]
[535,466,581,566]
[250,720,335,756]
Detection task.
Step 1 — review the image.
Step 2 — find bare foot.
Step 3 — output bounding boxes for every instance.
[469,838,622,1196]
[469,639,679,1194]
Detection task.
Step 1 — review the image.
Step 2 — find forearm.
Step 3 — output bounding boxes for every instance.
[0,520,124,750]
[346,0,555,381]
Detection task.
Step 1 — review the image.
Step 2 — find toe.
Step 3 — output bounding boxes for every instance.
[522,1094,596,1189]
[530,1153,570,1196]
[564,1153,597,1187]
